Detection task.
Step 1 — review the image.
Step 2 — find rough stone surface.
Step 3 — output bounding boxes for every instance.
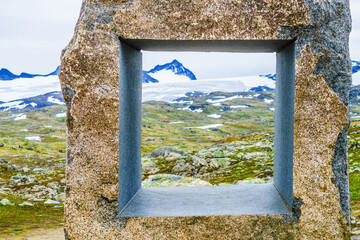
[149,146,184,158]
[59,0,352,239]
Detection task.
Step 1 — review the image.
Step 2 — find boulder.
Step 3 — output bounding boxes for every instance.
[19,202,34,207]
[149,147,184,158]
[44,199,60,205]
[0,198,14,206]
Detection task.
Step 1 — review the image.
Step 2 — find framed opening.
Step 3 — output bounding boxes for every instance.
[118,40,295,217]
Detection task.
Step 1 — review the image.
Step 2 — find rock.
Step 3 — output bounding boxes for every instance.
[352,229,360,236]
[215,158,230,168]
[0,159,7,164]
[22,167,31,173]
[192,156,207,167]
[19,202,34,207]
[142,174,211,187]
[0,198,15,206]
[243,152,265,160]
[172,161,194,174]
[0,143,4,147]
[60,179,66,185]
[55,193,65,203]
[208,159,219,169]
[149,147,184,158]
[225,145,235,152]
[6,165,19,171]
[141,158,159,174]
[196,150,208,158]
[47,181,59,189]
[10,173,37,185]
[44,199,60,205]
[165,153,182,161]
[32,168,45,173]
[213,150,225,158]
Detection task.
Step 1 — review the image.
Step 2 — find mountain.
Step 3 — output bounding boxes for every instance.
[143,59,197,83]
[2,59,360,112]
[353,61,360,74]
[0,66,60,81]
[249,86,275,92]
[0,68,19,80]
[142,71,159,83]
[259,74,276,81]
[0,91,64,112]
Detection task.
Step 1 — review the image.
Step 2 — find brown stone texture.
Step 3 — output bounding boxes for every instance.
[293,45,349,239]
[59,0,352,239]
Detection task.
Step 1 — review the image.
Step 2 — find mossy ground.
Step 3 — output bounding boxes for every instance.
[0,91,359,237]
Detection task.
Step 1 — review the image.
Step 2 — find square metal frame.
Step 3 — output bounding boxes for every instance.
[118,39,295,217]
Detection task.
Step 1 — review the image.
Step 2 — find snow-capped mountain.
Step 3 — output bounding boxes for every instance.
[0,92,64,112]
[2,59,360,112]
[0,66,59,81]
[249,86,274,92]
[142,71,159,83]
[143,59,197,83]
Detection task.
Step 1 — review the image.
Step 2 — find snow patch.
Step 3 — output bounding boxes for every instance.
[207,114,221,119]
[56,112,66,118]
[148,69,193,83]
[263,99,274,104]
[169,121,184,124]
[206,95,241,104]
[270,108,275,111]
[26,136,41,141]
[212,103,222,107]
[14,114,27,121]
[353,72,360,86]
[181,106,203,113]
[187,124,224,130]
[47,96,65,105]
[0,101,28,111]
[230,105,249,109]
[29,102,37,107]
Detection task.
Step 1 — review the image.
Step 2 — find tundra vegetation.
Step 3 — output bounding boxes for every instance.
[0,90,359,237]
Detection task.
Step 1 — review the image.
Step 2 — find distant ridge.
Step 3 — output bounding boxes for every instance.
[0,91,64,112]
[0,66,59,81]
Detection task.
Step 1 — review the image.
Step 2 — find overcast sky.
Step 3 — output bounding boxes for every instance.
[0,0,359,79]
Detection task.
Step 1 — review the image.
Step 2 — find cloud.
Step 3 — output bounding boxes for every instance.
[350,0,360,60]
[0,0,83,74]
[0,0,358,76]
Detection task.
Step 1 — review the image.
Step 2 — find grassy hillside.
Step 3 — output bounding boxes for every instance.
[0,91,359,236]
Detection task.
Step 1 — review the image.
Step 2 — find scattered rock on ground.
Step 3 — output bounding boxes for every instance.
[142,174,211,187]
[0,198,15,206]
[150,147,184,158]
[19,202,34,207]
